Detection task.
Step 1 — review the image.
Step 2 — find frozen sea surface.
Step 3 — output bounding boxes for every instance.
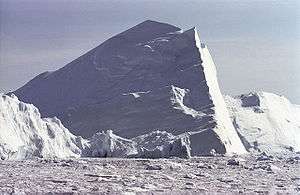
[0,154,299,194]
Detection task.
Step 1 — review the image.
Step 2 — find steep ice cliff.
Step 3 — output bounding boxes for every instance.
[0,94,84,160]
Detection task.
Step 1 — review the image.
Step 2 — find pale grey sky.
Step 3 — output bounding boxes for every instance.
[0,0,299,103]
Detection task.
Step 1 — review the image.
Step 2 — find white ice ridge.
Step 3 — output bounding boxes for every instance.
[0,94,85,160]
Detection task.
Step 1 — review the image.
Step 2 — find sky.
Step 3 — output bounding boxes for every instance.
[0,0,299,103]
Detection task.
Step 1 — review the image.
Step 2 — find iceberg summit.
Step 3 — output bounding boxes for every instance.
[1,20,298,160]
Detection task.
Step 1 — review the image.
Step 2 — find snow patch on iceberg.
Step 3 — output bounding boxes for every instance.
[170,85,205,118]
[123,91,151,98]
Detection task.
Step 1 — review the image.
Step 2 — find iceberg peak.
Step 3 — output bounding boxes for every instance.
[183,27,204,50]
[117,20,180,43]
[14,20,247,155]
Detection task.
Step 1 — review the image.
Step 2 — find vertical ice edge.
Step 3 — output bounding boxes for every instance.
[191,28,247,155]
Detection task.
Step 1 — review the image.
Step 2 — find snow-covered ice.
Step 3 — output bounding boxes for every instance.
[226,91,300,154]
[0,154,299,194]
[0,94,191,159]
[0,94,84,160]
[84,130,137,158]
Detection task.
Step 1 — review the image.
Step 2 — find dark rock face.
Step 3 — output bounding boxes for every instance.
[14,20,246,155]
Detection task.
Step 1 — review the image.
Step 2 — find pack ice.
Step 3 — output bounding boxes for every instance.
[14,20,246,155]
[226,92,300,154]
